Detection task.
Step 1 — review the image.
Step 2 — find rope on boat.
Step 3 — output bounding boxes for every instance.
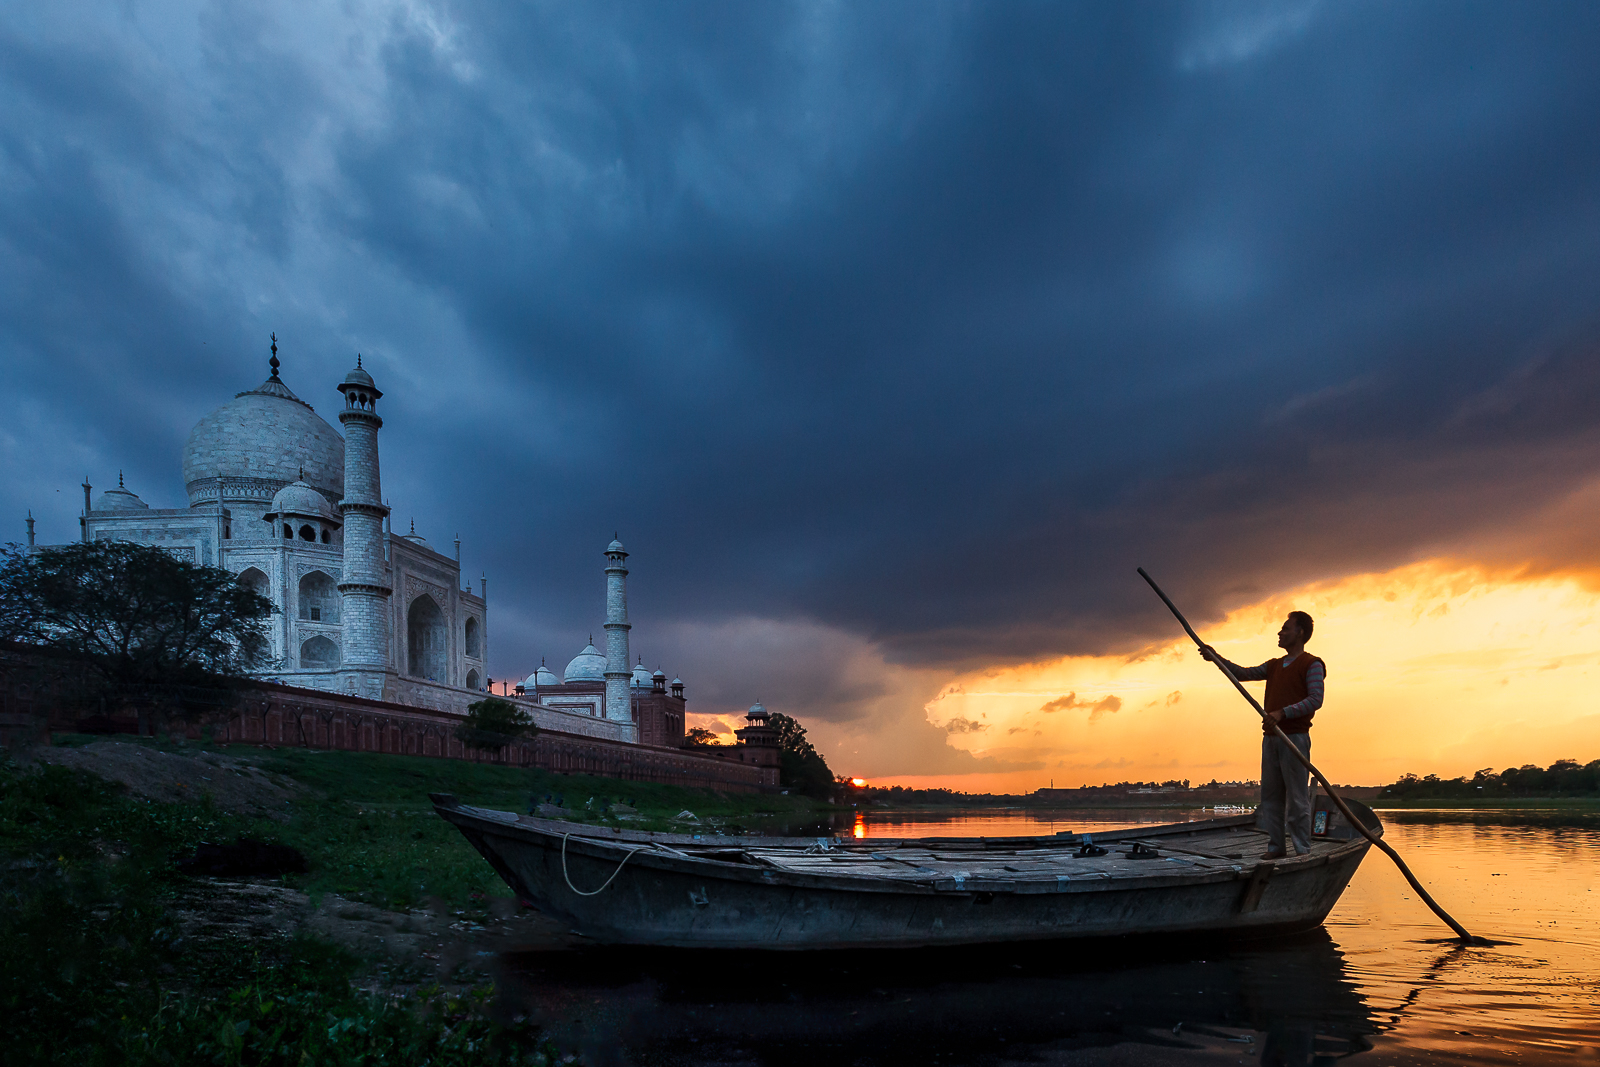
[560,832,646,896]
[1138,567,1487,946]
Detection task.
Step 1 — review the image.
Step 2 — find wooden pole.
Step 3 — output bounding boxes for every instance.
[1136,567,1483,945]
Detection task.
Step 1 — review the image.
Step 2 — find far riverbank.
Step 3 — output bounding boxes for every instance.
[1372,796,1600,809]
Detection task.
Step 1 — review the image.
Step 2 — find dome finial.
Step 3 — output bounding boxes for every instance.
[269,333,280,379]
[118,470,124,488]
[410,518,416,535]
[357,353,362,368]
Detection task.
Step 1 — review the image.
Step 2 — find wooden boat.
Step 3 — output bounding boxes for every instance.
[431,793,1379,950]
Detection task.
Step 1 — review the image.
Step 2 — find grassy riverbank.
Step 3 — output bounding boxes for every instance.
[2,738,834,1066]
[45,734,835,909]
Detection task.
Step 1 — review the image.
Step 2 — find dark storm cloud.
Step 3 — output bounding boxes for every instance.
[7,1,1600,714]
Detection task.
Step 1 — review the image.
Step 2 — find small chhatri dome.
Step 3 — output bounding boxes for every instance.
[671,677,683,686]
[341,354,377,390]
[746,701,769,721]
[93,472,149,511]
[631,660,652,687]
[563,641,607,683]
[265,479,338,523]
[606,537,626,554]
[401,518,428,546]
[652,668,666,679]
[529,659,560,688]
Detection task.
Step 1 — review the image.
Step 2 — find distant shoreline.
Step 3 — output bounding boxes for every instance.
[861,792,1600,813]
[1371,796,1600,809]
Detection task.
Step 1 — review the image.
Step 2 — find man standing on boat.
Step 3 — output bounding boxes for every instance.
[1199,612,1324,858]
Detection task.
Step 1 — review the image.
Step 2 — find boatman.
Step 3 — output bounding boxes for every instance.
[1199,611,1324,858]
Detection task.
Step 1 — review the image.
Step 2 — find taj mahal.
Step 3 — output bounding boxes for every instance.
[56,340,689,747]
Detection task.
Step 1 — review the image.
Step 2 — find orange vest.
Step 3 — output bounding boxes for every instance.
[1263,652,1324,734]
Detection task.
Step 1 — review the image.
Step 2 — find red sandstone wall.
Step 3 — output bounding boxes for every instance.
[217,682,774,791]
[2,643,777,791]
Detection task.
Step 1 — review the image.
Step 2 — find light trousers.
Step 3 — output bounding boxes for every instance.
[1259,731,1313,855]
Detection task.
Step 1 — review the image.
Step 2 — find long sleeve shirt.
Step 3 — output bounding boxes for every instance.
[1218,655,1325,719]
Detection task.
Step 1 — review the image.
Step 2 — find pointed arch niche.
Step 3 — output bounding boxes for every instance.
[407,594,448,682]
[300,635,340,668]
[299,571,340,624]
[238,567,270,602]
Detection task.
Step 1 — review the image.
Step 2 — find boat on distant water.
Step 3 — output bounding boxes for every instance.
[431,794,1379,950]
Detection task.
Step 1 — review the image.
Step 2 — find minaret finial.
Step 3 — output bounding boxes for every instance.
[269,333,280,379]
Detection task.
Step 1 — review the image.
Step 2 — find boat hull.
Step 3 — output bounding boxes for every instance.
[436,802,1375,950]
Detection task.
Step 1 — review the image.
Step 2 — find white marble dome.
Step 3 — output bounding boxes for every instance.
[524,662,560,689]
[631,662,652,687]
[563,642,607,683]
[183,371,344,505]
[265,480,337,523]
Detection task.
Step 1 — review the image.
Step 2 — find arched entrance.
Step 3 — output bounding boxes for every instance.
[298,571,339,623]
[300,635,340,668]
[407,595,448,682]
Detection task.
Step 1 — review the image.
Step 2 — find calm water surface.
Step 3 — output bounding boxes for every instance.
[497,808,1600,1066]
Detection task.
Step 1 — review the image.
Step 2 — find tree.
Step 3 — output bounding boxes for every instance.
[683,726,721,747]
[1,541,274,731]
[766,712,836,798]
[454,697,537,751]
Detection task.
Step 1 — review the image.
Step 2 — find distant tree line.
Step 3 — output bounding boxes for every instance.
[854,785,1016,806]
[1379,760,1600,799]
[849,779,1255,806]
[1051,779,1194,792]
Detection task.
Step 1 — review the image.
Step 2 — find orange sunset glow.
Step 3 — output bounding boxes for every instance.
[905,560,1600,791]
[696,559,1600,793]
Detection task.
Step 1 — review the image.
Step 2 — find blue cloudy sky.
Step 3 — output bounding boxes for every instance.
[6,2,1600,776]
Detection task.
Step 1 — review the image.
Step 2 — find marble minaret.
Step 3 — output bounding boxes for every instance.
[603,538,632,722]
[336,357,392,698]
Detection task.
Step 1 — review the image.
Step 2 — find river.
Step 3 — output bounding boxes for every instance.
[496,807,1600,1066]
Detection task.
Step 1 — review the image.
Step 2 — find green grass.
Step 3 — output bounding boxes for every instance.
[226,745,833,909]
[38,737,836,912]
[0,756,559,1067]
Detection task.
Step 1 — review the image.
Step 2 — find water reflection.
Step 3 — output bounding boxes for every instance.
[493,807,1600,1065]
[500,931,1377,1066]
